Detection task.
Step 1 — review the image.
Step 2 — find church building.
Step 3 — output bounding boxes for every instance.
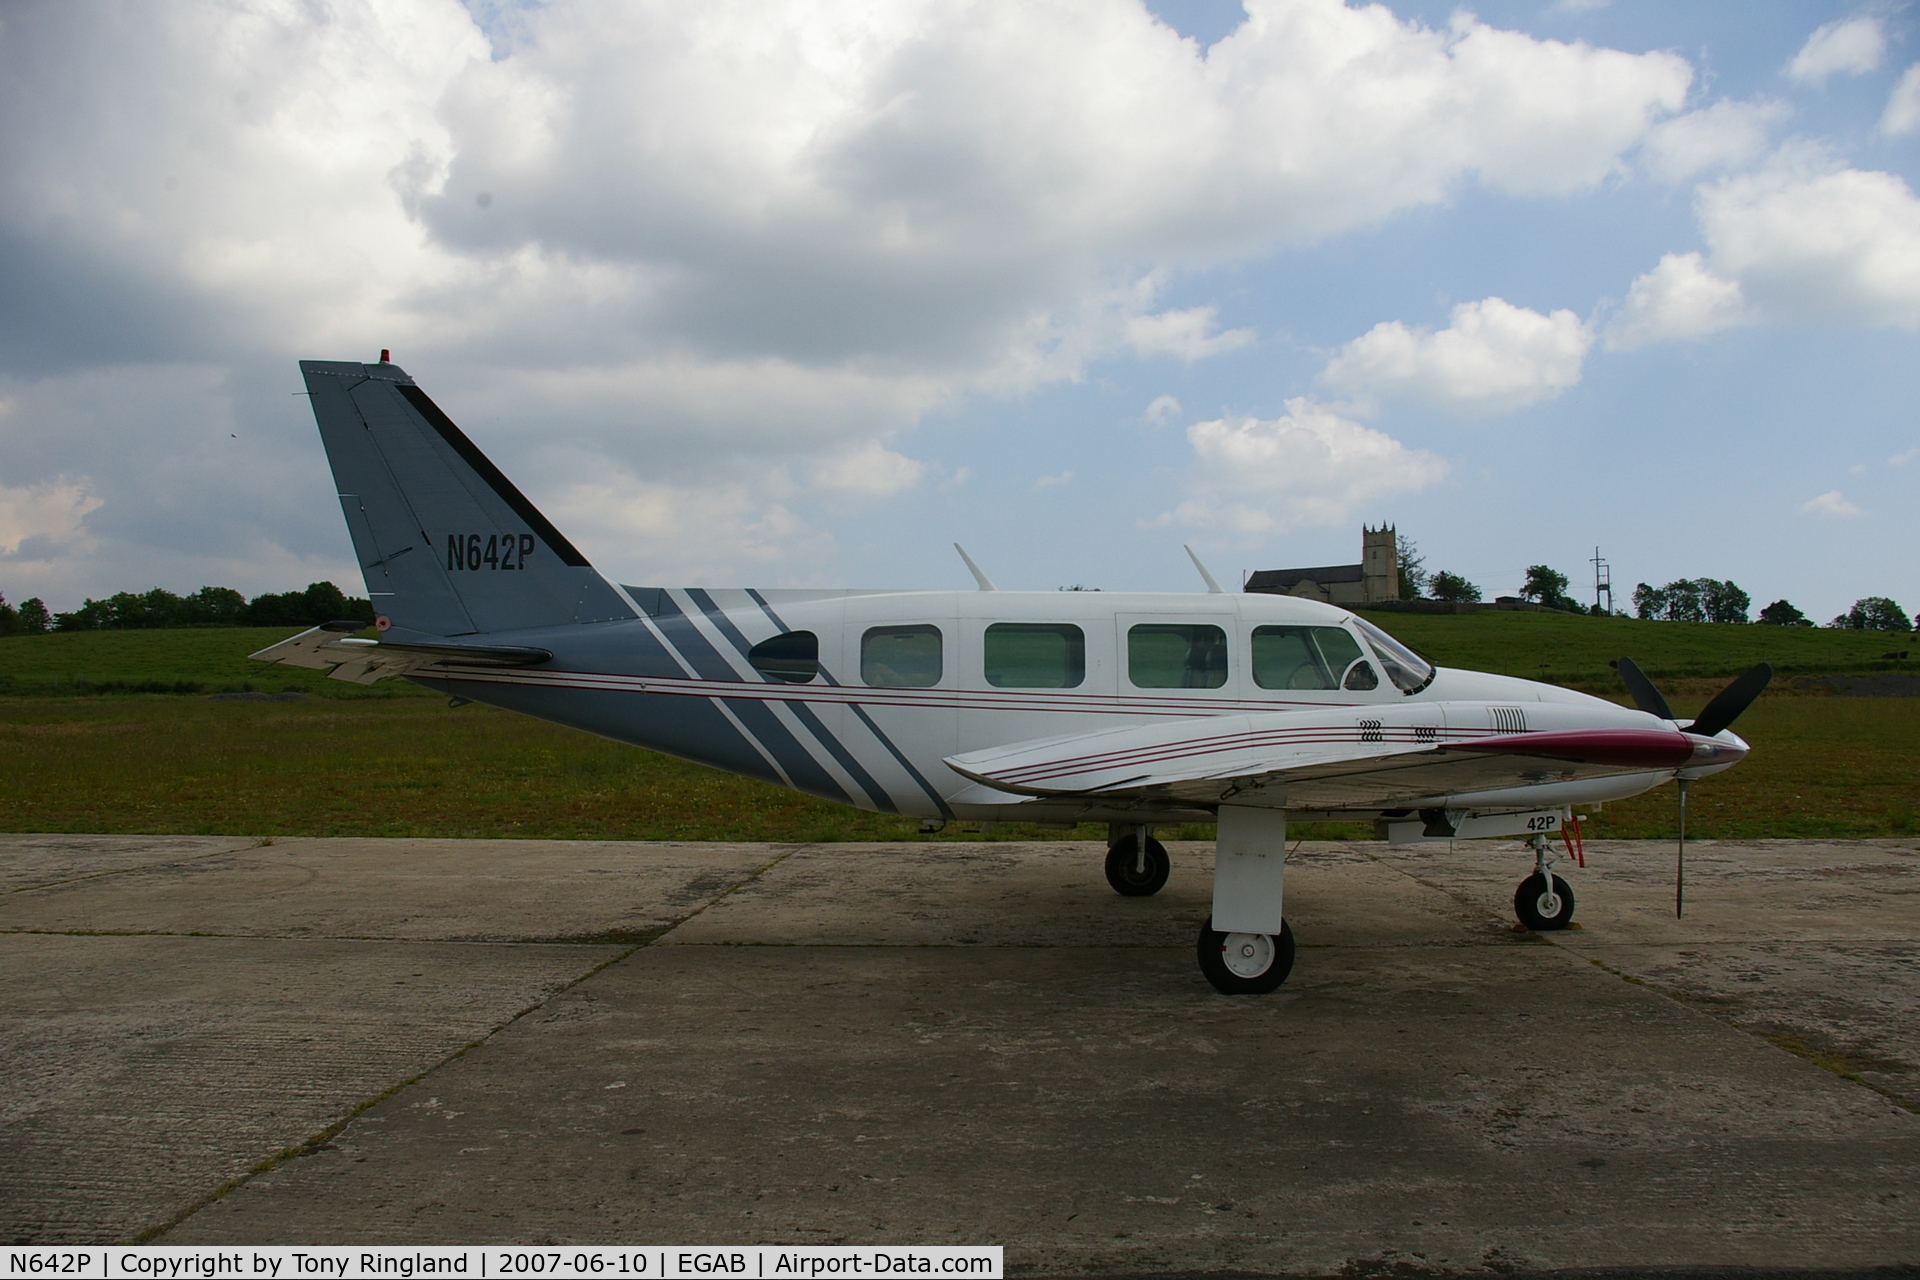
[1243,525,1399,605]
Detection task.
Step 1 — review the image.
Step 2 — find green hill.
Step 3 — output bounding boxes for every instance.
[0,614,1913,840]
[1358,607,1909,691]
[0,610,1908,697]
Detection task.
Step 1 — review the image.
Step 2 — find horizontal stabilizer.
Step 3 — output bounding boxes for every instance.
[371,639,554,667]
[250,624,552,685]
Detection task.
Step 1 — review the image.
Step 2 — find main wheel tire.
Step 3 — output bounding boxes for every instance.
[1104,835,1171,896]
[1196,917,1296,994]
[1514,872,1576,931]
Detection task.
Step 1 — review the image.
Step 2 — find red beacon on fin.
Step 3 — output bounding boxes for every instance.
[379,349,391,363]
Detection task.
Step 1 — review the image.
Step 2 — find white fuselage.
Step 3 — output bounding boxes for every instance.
[436,585,1729,826]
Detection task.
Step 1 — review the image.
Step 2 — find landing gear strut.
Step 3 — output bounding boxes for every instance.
[1514,833,1575,931]
[1104,823,1170,896]
[1197,805,1293,994]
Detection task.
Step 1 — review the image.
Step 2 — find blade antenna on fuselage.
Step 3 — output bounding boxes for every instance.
[1184,545,1225,594]
[954,543,998,591]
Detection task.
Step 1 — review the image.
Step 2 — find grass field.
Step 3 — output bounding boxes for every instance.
[1356,607,1916,690]
[1,619,1915,841]
[0,626,423,697]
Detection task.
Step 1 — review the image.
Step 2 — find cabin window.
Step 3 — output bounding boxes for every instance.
[862,624,943,687]
[984,623,1085,688]
[1252,625,1370,691]
[1128,623,1228,689]
[748,630,818,683]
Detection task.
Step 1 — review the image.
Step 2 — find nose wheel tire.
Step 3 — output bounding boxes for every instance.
[1197,917,1295,994]
[1105,835,1171,896]
[1514,872,1576,931]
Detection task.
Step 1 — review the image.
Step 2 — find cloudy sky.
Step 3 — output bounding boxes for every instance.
[1,0,1916,620]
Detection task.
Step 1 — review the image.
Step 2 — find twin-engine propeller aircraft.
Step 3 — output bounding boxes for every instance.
[258,357,1770,994]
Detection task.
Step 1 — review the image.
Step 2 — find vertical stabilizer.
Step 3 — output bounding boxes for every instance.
[300,359,634,638]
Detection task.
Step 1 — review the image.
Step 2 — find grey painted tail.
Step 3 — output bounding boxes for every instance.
[300,359,634,639]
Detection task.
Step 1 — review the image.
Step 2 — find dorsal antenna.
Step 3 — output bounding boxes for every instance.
[1185,545,1225,594]
[954,544,998,591]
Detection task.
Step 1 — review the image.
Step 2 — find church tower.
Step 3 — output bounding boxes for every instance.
[1361,524,1398,603]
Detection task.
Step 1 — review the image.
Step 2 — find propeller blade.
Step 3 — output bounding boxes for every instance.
[1616,656,1675,721]
[1687,662,1773,738]
[1675,777,1688,919]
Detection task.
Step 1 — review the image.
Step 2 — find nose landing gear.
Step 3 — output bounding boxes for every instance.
[1514,832,1576,931]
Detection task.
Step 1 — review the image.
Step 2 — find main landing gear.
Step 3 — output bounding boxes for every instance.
[1514,832,1576,931]
[1102,809,1295,994]
[1104,824,1170,896]
[1197,917,1296,994]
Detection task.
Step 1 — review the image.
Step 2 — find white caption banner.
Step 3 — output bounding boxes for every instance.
[3,1250,1002,1280]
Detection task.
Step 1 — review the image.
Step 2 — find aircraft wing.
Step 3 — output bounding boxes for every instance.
[249,623,552,685]
[944,704,1708,812]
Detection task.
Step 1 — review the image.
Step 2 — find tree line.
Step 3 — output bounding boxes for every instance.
[0,582,376,636]
[1395,537,1911,629]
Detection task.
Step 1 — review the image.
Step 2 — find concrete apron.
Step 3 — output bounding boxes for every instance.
[0,834,1915,1270]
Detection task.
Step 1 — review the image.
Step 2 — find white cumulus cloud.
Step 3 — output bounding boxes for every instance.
[1611,146,1920,349]
[810,441,929,496]
[1319,297,1592,416]
[1162,399,1448,535]
[0,0,1695,586]
[1143,394,1183,428]
[1126,306,1255,361]
[1800,489,1864,518]
[0,476,103,558]
[1696,148,1920,329]
[1883,64,1920,137]
[1640,98,1791,183]
[1604,252,1753,349]
[1785,16,1885,87]
[553,471,837,584]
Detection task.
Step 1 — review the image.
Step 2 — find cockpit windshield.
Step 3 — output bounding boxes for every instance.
[1351,617,1435,694]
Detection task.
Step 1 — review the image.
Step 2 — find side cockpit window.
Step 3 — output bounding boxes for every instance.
[862,624,943,687]
[1252,625,1378,692]
[1351,616,1435,694]
[748,630,819,683]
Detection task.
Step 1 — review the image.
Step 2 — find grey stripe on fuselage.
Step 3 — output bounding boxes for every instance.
[642,591,854,806]
[746,588,955,820]
[686,588,898,814]
[421,616,792,789]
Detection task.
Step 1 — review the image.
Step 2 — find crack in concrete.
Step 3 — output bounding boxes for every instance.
[4,840,260,895]
[1357,846,1920,1116]
[0,927,676,944]
[133,842,811,1244]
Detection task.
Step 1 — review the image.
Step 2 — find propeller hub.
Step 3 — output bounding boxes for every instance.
[1679,730,1749,780]
[1684,732,1747,764]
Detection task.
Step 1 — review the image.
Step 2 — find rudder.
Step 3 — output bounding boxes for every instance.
[300,358,634,638]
